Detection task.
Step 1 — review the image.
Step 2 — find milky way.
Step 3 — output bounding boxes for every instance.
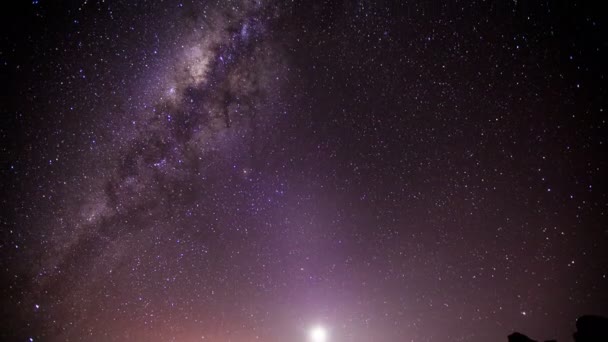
[2,1,607,341]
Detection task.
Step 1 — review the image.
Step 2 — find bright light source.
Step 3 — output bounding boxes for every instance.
[309,325,328,342]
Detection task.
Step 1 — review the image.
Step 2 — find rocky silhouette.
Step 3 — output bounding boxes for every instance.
[509,315,608,342]
[573,315,608,342]
[508,332,538,342]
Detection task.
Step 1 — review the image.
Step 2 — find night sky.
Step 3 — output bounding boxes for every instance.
[1,1,607,341]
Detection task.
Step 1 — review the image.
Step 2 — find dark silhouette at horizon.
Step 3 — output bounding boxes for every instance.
[508,315,608,342]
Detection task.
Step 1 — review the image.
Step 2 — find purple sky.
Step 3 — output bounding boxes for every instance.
[2,1,607,341]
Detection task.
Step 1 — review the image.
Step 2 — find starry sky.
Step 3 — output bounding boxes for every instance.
[1,1,607,341]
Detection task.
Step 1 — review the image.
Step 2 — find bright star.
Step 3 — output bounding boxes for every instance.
[309,325,328,342]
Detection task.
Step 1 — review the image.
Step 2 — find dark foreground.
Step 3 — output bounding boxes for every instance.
[508,315,608,342]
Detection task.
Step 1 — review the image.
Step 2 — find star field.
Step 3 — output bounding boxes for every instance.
[1,1,607,341]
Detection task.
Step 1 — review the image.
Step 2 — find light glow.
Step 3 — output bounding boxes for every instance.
[309,325,328,342]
